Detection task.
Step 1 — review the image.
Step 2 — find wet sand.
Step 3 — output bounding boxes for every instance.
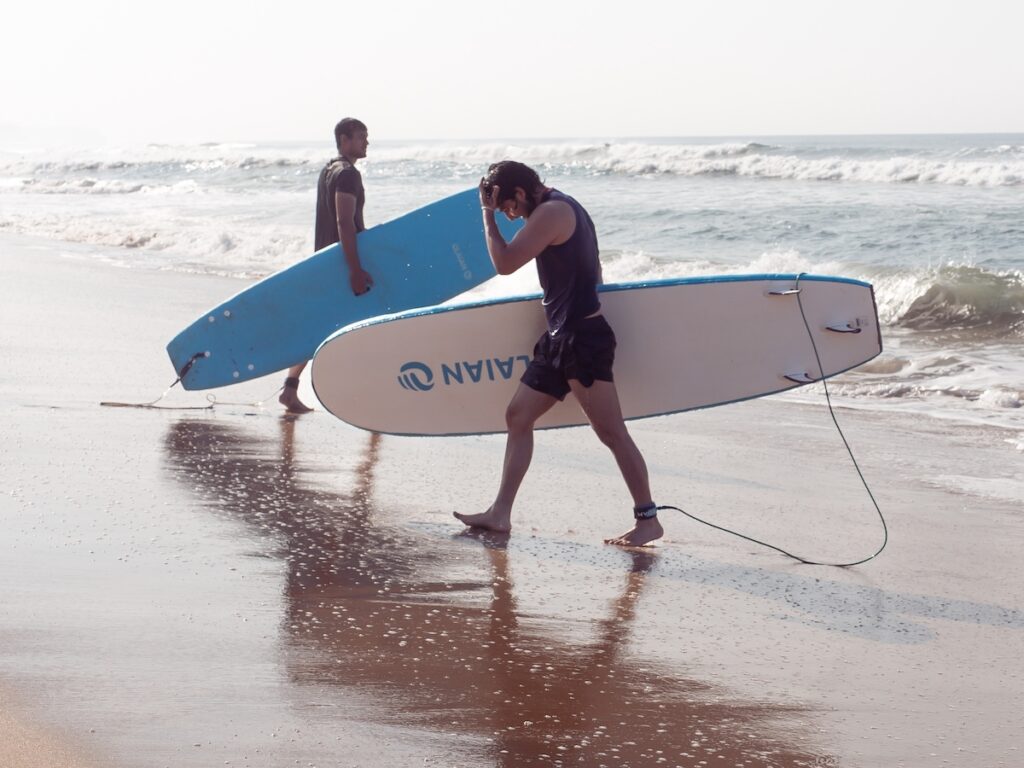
[1,234,1022,768]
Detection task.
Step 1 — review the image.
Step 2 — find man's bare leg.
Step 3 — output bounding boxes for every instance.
[279,362,313,414]
[569,379,664,547]
[454,383,556,532]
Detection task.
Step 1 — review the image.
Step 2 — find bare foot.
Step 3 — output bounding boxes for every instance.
[279,387,313,414]
[454,506,512,533]
[605,516,664,547]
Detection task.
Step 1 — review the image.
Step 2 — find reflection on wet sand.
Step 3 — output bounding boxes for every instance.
[163,418,826,767]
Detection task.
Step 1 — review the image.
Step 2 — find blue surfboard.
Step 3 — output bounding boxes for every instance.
[166,189,520,390]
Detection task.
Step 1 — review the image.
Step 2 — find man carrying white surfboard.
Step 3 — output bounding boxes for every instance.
[280,117,372,414]
[454,161,662,547]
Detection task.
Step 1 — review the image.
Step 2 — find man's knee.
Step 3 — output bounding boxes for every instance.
[590,419,627,447]
[505,400,535,433]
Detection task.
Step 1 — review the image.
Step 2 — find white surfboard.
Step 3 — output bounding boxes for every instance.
[311,274,881,436]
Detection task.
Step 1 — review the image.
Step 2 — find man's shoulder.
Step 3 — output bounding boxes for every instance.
[327,158,362,186]
[322,156,360,173]
[537,193,576,221]
[321,156,347,171]
[544,188,580,207]
[319,160,359,201]
[532,190,578,243]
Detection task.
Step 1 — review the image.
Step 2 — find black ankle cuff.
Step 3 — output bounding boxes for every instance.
[634,502,658,520]
[284,377,300,388]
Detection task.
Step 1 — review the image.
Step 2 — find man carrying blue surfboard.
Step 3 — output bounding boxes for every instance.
[454,161,662,547]
[280,117,372,414]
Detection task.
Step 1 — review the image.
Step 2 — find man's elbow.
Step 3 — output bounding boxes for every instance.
[492,251,524,276]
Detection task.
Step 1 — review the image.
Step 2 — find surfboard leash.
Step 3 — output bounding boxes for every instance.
[202,383,288,409]
[101,351,288,411]
[657,273,888,567]
[100,352,215,410]
[656,500,887,567]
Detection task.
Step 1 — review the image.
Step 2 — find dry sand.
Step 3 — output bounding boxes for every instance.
[1,234,1021,767]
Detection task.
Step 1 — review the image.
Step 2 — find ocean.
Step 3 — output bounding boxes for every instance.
[1,134,1022,440]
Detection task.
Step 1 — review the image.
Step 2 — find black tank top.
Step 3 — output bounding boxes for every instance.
[535,189,602,336]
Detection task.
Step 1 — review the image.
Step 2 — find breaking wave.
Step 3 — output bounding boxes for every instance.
[5,139,1024,193]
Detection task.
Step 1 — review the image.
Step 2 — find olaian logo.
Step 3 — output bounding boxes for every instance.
[451,243,472,280]
[397,362,434,391]
[397,355,532,393]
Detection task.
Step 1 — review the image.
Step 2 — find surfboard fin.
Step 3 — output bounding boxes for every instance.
[784,372,818,384]
[769,288,801,296]
[826,322,862,334]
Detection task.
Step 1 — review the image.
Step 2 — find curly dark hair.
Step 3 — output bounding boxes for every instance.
[482,160,543,205]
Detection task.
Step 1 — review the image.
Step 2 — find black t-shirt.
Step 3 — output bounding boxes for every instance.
[314,157,365,251]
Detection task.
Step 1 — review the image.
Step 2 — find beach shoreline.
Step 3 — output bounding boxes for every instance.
[2,233,1021,768]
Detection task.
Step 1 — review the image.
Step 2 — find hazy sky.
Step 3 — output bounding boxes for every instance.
[3,0,1022,146]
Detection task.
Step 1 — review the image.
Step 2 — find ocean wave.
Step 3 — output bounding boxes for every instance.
[366,142,1024,187]
[816,374,1023,411]
[6,140,1024,189]
[954,144,1024,158]
[873,265,1024,334]
[593,246,1024,336]
[604,150,1024,186]
[619,247,1024,337]
[783,346,1024,433]
[7,141,772,181]
[0,213,310,277]
[18,178,203,195]
[368,141,786,176]
[0,146,320,187]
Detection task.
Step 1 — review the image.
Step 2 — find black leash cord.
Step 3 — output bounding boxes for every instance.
[659,274,889,567]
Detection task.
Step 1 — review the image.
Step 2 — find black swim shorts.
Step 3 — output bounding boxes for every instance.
[521,315,616,401]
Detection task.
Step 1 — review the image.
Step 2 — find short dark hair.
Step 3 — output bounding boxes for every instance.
[482,160,543,205]
[334,118,367,151]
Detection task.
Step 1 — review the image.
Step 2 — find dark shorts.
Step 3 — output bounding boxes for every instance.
[521,315,616,401]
